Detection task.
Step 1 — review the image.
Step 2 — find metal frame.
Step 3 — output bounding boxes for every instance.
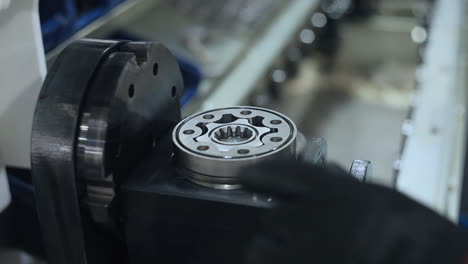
[397,0,467,221]
[199,0,320,111]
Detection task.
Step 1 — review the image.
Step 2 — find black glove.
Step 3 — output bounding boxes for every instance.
[239,161,468,264]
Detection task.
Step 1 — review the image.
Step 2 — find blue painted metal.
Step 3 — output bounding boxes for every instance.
[177,54,202,106]
[40,0,126,52]
[459,214,468,228]
[39,2,203,105]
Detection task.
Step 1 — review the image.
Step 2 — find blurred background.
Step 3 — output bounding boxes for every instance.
[3,0,468,263]
[41,0,433,186]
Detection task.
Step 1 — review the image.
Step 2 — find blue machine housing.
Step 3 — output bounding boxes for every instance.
[40,1,202,106]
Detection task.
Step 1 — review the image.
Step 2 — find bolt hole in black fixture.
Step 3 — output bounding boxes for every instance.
[128,84,135,98]
[153,62,159,76]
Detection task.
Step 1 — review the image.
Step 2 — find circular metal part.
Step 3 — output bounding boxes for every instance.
[76,42,184,224]
[173,106,297,189]
[31,40,184,264]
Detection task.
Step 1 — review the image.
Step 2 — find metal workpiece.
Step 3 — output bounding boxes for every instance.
[349,160,372,182]
[173,106,298,189]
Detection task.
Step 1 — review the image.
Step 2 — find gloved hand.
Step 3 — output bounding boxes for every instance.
[239,161,468,264]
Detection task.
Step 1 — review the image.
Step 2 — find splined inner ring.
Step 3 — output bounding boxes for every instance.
[211,124,256,145]
[173,107,298,189]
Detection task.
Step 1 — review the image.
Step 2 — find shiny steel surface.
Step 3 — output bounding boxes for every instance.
[349,160,372,182]
[173,106,297,189]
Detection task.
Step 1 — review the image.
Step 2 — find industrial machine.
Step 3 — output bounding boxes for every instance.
[2,0,468,263]
[29,39,369,264]
[0,1,349,262]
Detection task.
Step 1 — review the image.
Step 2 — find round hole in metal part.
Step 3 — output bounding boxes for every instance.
[183,129,195,135]
[203,114,214,119]
[238,149,250,155]
[271,137,282,142]
[128,84,135,98]
[197,145,209,151]
[153,63,159,76]
[270,120,282,125]
[240,110,252,115]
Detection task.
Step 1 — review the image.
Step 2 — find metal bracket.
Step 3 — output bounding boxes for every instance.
[349,160,372,182]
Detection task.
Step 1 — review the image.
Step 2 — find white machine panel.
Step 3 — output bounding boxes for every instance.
[0,0,46,211]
